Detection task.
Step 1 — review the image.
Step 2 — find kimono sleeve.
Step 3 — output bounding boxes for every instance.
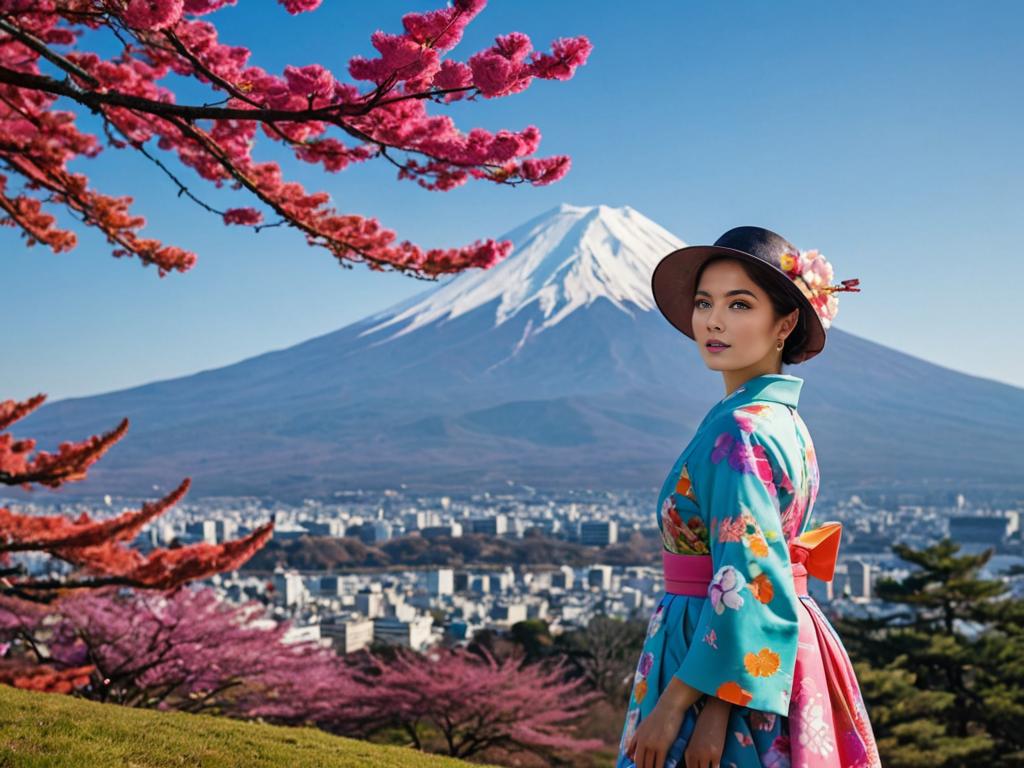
[672,415,800,716]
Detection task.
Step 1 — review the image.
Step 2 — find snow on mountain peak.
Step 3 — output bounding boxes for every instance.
[359,203,686,341]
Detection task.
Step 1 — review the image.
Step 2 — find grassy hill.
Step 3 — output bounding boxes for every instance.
[0,684,495,768]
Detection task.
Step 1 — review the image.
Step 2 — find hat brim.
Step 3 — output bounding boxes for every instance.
[651,244,827,363]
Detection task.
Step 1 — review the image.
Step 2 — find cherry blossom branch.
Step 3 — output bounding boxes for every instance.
[0,1,591,276]
[0,17,98,87]
[0,391,276,602]
[0,394,130,489]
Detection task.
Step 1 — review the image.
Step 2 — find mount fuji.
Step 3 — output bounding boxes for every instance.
[14,203,1024,501]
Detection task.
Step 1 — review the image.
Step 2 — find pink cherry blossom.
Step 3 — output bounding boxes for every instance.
[123,0,185,31]
[284,64,334,100]
[280,0,322,14]
[183,0,237,14]
[529,36,595,80]
[222,207,263,225]
[0,1,590,277]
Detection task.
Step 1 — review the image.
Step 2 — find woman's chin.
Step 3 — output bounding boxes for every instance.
[701,355,745,373]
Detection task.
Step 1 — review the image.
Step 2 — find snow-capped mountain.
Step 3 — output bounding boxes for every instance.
[13,204,1024,501]
[360,203,682,341]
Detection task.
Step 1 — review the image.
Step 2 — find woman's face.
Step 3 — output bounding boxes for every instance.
[692,258,799,373]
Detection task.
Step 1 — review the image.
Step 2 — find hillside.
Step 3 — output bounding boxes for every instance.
[14,203,1024,501]
[0,683,493,768]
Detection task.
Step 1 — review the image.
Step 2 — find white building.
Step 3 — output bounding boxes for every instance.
[372,520,394,543]
[551,565,575,590]
[588,564,613,590]
[373,616,434,650]
[391,602,417,622]
[426,568,454,596]
[321,616,374,653]
[272,569,307,607]
[405,510,442,530]
[304,520,345,537]
[355,590,385,618]
[488,569,514,593]
[214,519,238,542]
[470,514,508,535]
[847,560,872,600]
[184,520,217,544]
[491,602,527,626]
[580,520,619,546]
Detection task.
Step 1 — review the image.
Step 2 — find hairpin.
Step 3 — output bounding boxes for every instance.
[823,278,861,294]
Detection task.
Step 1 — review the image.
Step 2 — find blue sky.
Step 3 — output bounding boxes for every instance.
[4,0,1022,402]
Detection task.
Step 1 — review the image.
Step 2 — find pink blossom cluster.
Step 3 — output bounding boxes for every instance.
[123,0,321,32]
[344,644,604,758]
[778,246,860,329]
[0,585,358,718]
[0,584,604,760]
[0,0,590,276]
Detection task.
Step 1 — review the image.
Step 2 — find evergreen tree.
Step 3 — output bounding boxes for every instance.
[834,538,1023,767]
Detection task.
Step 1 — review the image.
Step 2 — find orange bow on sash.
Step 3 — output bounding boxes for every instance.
[788,521,842,589]
[661,521,843,599]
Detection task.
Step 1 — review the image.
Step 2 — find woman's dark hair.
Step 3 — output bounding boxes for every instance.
[694,255,810,366]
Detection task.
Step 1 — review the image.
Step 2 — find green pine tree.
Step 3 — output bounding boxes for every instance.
[834,538,1023,767]
[850,657,990,765]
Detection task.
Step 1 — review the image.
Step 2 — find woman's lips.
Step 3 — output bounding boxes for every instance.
[705,342,730,354]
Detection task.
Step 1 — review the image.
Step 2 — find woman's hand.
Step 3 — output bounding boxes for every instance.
[684,696,732,768]
[626,678,702,768]
[626,695,685,768]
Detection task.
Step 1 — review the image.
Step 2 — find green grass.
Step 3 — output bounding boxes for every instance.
[0,684,495,768]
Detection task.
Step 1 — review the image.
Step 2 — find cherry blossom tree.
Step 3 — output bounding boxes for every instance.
[0,582,607,761]
[341,644,604,762]
[0,0,592,278]
[0,5,596,747]
[0,391,275,694]
[0,584,368,719]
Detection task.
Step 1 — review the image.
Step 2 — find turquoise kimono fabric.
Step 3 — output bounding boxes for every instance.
[617,373,820,768]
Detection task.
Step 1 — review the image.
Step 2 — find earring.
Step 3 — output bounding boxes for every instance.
[776,339,784,351]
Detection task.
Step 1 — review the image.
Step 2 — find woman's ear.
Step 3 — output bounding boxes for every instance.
[781,307,799,339]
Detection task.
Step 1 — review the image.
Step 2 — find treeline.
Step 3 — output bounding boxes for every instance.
[832,539,1024,767]
[241,528,661,572]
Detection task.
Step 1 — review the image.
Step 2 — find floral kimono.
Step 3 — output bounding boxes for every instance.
[616,373,880,768]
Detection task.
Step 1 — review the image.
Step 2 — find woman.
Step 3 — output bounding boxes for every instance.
[616,226,881,768]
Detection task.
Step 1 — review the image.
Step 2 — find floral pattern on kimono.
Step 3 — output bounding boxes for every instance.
[617,373,881,768]
[617,374,813,768]
[666,406,802,717]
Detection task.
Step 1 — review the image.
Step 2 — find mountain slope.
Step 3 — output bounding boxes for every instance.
[13,204,1024,502]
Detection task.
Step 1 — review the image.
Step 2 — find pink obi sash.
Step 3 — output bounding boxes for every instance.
[660,521,882,765]
[661,521,843,598]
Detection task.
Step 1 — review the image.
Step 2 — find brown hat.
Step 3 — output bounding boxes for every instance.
[651,225,860,363]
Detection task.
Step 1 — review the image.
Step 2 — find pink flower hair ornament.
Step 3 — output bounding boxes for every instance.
[778,246,861,330]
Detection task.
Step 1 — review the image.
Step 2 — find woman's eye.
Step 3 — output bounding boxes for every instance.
[695,299,749,309]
